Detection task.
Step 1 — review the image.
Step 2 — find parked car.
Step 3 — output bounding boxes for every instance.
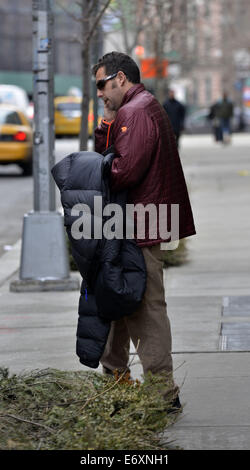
[0,85,30,116]
[185,107,249,134]
[54,96,101,137]
[0,104,33,175]
[185,108,211,134]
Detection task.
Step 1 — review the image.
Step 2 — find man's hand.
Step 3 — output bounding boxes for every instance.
[103,104,117,122]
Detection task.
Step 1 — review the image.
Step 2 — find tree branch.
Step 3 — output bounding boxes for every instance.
[88,0,99,17]
[68,34,84,46]
[80,340,141,412]
[75,0,83,9]
[0,414,54,434]
[88,0,112,43]
[55,0,82,23]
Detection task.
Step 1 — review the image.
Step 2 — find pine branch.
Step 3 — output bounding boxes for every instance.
[0,414,54,434]
[80,339,141,411]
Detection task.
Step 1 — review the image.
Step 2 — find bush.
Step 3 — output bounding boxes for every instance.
[0,368,181,450]
[66,235,78,271]
[162,239,188,268]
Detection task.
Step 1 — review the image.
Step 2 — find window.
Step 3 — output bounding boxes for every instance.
[205,77,212,104]
[56,102,81,112]
[0,109,22,125]
[205,36,211,57]
[193,78,199,106]
[204,0,210,18]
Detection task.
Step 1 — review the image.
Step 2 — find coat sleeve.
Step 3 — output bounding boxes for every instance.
[94,119,115,154]
[110,110,156,192]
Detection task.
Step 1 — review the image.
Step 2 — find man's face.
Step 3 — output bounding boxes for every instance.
[95,66,124,112]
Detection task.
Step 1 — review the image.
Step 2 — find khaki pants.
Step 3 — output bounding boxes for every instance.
[101,244,178,396]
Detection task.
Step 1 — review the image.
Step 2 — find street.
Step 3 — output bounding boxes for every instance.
[0,137,89,257]
[0,133,249,259]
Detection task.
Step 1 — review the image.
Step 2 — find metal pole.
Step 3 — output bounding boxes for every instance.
[10,0,79,292]
[33,0,55,211]
[91,4,103,134]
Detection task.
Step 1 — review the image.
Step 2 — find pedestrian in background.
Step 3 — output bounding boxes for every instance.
[208,101,223,142]
[210,92,234,144]
[218,92,234,144]
[162,89,186,148]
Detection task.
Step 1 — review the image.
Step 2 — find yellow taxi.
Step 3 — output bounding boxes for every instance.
[54,96,101,137]
[0,104,33,175]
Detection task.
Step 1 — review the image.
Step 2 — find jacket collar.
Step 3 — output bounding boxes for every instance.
[120,83,145,108]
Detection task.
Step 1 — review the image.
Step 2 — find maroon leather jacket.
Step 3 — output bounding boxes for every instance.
[95,83,196,247]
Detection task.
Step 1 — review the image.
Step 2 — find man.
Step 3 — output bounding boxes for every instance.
[163,89,186,148]
[92,52,196,409]
[208,101,223,142]
[216,92,234,144]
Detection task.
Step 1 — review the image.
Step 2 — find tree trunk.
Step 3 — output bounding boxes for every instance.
[80,44,90,151]
[153,35,166,104]
[79,0,90,151]
[57,0,112,151]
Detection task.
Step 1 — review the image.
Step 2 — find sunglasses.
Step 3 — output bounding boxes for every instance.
[96,73,118,90]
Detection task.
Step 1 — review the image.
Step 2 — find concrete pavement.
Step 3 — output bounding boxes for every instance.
[0,134,250,449]
[163,133,250,449]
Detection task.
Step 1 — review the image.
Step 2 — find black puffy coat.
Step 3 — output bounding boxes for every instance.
[51,151,147,368]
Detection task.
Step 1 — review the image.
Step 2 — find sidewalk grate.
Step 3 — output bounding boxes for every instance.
[220,322,250,351]
[222,296,250,317]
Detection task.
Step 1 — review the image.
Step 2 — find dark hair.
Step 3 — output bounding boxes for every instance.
[92,51,140,84]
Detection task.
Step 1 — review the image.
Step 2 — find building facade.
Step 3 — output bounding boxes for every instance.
[1,0,250,108]
[169,0,250,109]
[0,0,82,96]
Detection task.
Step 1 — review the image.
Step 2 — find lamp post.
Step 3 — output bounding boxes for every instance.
[10,0,79,292]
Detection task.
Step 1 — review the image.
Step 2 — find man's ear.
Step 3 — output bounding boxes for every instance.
[117,70,127,86]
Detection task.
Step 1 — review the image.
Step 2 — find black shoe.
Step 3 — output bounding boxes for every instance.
[166,395,182,414]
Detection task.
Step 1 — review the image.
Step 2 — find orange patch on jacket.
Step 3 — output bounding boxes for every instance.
[121,126,127,133]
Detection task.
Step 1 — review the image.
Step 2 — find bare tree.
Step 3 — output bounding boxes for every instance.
[103,0,175,101]
[148,0,174,103]
[56,0,111,150]
[57,0,250,121]
[104,0,151,56]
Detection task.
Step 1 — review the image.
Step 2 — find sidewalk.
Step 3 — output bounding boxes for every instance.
[0,134,250,449]
[163,134,250,449]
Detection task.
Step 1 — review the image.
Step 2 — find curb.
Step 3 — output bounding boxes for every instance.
[0,239,21,287]
[10,276,80,292]
[0,239,80,291]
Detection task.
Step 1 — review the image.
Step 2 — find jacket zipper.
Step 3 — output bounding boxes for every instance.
[102,119,114,149]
